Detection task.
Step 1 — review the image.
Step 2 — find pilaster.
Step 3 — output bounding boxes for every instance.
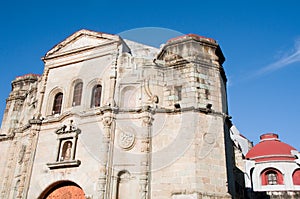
[98,108,114,199]
[139,106,153,199]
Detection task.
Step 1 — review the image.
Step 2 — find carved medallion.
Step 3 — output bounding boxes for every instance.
[203,132,216,144]
[118,130,135,150]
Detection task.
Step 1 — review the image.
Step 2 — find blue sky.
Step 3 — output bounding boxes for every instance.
[0,0,299,149]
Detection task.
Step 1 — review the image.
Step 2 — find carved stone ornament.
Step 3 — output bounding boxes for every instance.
[144,78,159,104]
[18,145,26,164]
[102,116,113,128]
[141,139,150,153]
[55,120,81,135]
[164,51,183,62]
[48,120,81,169]
[203,132,216,145]
[142,113,153,127]
[118,130,135,150]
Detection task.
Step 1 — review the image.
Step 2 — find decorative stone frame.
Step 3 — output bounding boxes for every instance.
[69,78,83,107]
[47,123,81,169]
[117,127,136,150]
[46,87,65,116]
[91,84,102,108]
[261,168,284,185]
[86,78,103,109]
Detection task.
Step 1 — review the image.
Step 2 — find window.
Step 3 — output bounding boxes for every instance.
[91,85,102,107]
[52,93,63,114]
[261,168,283,185]
[293,169,300,185]
[205,89,210,99]
[267,172,278,185]
[175,86,182,101]
[72,82,83,106]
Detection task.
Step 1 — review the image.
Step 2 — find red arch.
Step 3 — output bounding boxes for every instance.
[38,180,85,199]
[261,168,284,185]
[293,169,300,185]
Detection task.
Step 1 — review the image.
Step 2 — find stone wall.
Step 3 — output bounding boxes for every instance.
[0,30,240,199]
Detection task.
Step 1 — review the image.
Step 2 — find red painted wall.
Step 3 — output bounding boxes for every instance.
[293,169,300,185]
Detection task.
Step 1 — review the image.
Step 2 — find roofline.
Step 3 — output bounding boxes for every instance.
[166,33,216,44]
[43,29,121,59]
[15,73,41,78]
[247,154,295,160]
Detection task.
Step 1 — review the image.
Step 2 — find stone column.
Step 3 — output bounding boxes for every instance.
[110,174,118,199]
[98,108,114,199]
[140,107,152,199]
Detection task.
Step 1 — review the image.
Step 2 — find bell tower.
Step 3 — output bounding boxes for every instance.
[155,34,227,113]
[150,34,234,199]
[1,74,39,135]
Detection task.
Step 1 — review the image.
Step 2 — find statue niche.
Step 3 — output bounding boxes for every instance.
[60,141,73,161]
[46,120,81,169]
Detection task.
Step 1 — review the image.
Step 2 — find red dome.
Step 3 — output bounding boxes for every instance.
[246,133,296,162]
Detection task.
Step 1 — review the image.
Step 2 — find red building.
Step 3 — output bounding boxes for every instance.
[245,133,300,198]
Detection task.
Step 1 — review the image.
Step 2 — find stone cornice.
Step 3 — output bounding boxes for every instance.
[40,105,230,125]
[0,133,14,141]
[43,41,117,61]
[44,29,120,58]
[44,50,114,69]
[47,159,81,169]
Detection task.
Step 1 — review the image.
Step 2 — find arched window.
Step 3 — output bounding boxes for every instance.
[91,85,102,107]
[266,171,278,185]
[52,93,63,114]
[72,82,83,106]
[293,169,300,185]
[261,168,284,185]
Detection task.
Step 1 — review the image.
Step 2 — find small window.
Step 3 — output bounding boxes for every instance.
[261,168,283,185]
[267,172,278,185]
[91,85,102,107]
[72,82,83,106]
[52,93,63,114]
[205,89,210,99]
[175,86,182,101]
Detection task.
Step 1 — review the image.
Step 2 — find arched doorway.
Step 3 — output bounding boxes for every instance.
[39,181,85,199]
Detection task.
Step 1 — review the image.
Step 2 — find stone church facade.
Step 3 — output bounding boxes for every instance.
[0,30,246,199]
